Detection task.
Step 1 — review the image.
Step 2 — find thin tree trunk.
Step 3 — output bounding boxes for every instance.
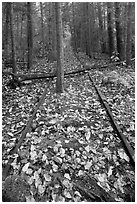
[55,2,64,93]
[107,2,114,57]
[72,3,77,51]
[40,2,44,56]
[20,11,24,61]
[97,3,105,53]
[126,3,132,65]
[9,2,16,74]
[115,2,124,60]
[16,12,19,43]
[51,3,57,59]
[123,3,128,60]
[27,2,33,70]
[4,3,10,59]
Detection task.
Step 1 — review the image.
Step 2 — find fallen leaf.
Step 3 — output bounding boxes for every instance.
[25,195,35,202]
[85,145,90,152]
[85,161,92,170]
[108,166,113,177]
[49,118,57,124]
[62,179,70,187]
[26,168,33,175]
[75,150,81,156]
[30,150,37,161]
[85,129,90,140]
[7,132,13,137]
[28,176,34,185]
[44,173,52,182]
[74,191,82,197]
[64,173,71,180]
[64,189,72,198]
[118,149,129,162]
[59,148,65,157]
[42,154,47,162]
[22,162,30,172]
[78,170,84,176]
[53,156,62,164]
[98,133,103,139]
[38,184,45,194]
[52,163,58,172]
[75,158,81,163]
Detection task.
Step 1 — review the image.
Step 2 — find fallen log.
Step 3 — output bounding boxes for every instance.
[3,58,127,84]
[3,68,88,82]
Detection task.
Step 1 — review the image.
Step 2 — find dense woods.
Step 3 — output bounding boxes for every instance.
[2,2,135,72]
[2,2,135,202]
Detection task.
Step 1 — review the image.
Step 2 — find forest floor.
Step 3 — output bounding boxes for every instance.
[2,48,135,202]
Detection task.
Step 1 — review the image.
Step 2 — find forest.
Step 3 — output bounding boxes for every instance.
[2,2,135,202]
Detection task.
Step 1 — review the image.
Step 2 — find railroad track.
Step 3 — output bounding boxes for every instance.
[76,55,135,168]
[3,57,135,182]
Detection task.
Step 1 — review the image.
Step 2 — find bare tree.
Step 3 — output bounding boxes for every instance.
[55,2,64,93]
[27,2,33,70]
[9,2,16,74]
[126,2,132,65]
[115,2,124,60]
[107,2,114,57]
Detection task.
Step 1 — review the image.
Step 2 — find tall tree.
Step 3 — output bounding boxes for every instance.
[72,3,77,51]
[27,2,33,70]
[97,2,106,53]
[9,2,17,74]
[83,3,90,56]
[4,3,10,59]
[115,2,124,60]
[107,2,114,57]
[126,2,132,65]
[55,2,64,93]
[40,2,44,56]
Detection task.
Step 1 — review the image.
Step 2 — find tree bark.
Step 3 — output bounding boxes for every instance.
[126,3,132,65]
[40,2,44,56]
[107,3,114,57]
[9,2,16,75]
[27,2,33,70]
[97,3,106,53]
[4,3,10,59]
[72,3,77,51]
[115,2,124,60]
[55,3,64,93]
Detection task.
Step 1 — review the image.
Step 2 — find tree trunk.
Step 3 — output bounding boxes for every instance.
[126,3,132,65]
[9,2,16,75]
[27,2,33,70]
[72,3,77,51]
[40,2,44,56]
[123,3,128,60]
[4,3,10,59]
[107,3,114,57]
[83,3,90,56]
[115,2,124,60]
[97,3,105,53]
[51,3,57,59]
[20,11,24,61]
[55,3,64,93]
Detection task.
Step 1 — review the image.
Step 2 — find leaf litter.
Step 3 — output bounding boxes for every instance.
[2,52,135,202]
